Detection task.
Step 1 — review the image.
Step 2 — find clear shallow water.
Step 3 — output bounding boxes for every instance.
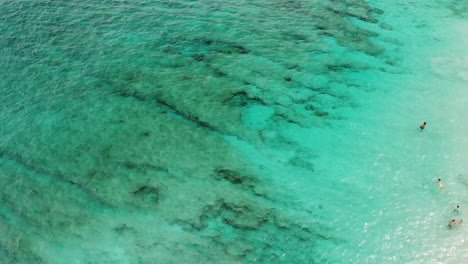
[0,0,467,263]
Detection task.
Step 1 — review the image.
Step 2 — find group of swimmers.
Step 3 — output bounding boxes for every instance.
[421,122,463,230]
[448,204,463,229]
[433,178,462,229]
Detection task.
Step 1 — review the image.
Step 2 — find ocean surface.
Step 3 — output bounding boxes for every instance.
[0,0,467,263]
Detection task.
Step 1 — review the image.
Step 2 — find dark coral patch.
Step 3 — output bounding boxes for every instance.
[132,186,160,204]
[214,168,246,184]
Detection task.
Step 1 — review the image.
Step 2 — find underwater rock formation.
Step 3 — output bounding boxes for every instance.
[0,0,391,262]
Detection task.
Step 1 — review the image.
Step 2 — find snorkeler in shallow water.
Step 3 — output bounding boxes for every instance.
[420,121,427,131]
[434,178,447,192]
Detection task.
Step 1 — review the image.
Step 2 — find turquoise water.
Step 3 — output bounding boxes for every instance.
[0,0,468,263]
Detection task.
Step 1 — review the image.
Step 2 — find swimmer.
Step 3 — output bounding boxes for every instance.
[420,122,427,131]
[454,205,460,213]
[434,178,447,192]
[449,219,456,229]
[448,219,464,229]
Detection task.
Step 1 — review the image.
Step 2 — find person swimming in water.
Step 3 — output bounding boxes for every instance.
[449,219,456,229]
[448,219,463,229]
[454,205,460,213]
[420,122,427,131]
[434,178,447,192]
